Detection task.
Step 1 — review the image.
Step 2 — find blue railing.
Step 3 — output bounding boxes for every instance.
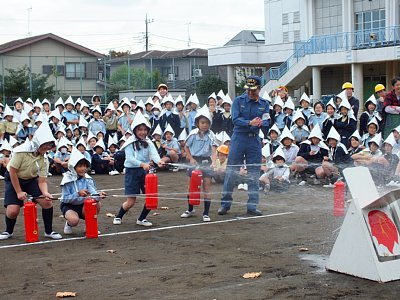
[262,26,400,85]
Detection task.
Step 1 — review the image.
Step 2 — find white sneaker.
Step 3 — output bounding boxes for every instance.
[122,168,126,175]
[91,170,95,175]
[113,217,122,225]
[323,183,335,188]
[298,180,306,186]
[203,215,211,222]
[109,170,119,176]
[0,232,13,240]
[44,231,62,240]
[63,221,73,235]
[136,219,153,227]
[242,183,248,191]
[180,210,195,218]
[238,183,244,190]
[0,175,4,180]
[47,172,52,177]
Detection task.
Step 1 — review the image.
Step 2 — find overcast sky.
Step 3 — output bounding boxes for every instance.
[0,0,265,54]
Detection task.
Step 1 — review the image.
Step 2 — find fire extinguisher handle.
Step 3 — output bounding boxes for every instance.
[26,194,33,202]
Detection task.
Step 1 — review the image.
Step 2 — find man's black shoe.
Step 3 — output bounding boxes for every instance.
[247,209,262,216]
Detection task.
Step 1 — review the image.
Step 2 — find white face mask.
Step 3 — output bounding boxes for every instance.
[60,148,67,154]
[153,111,160,116]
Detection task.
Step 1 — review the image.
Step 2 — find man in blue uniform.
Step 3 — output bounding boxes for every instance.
[218,76,270,216]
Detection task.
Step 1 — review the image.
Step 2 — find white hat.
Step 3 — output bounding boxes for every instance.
[283,97,295,111]
[107,135,118,148]
[79,116,88,128]
[49,109,61,121]
[368,133,382,147]
[326,98,336,109]
[91,94,101,102]
[152,124,163,136]
[392,125,400,133]
[300,92,311,104]
[23,102,34,114]
[76,137,87,148]
[208,92,217,100]
[151,101,162,111]
[365,94,377,107]
[87,130,97,142]
[350,130,362,141]
[136,99,145,111]
[93,138,106,151]
[163,124,175,137]
[326,126,341,141]
[336,90,347,101]
[268,124,281,136]
[0,139,12,152]
[367,117,379,130]
[308,124,323,140]
[64,96,74,106]
[261,144,271,158]
[186,94,199,106]
[383,132,396,147]
[34,113,46,124]
[34,99,43,109]
[261,91,272,102]
[145,97,154,107]
[56,126,66,136]
[8,136,18,148]
[279,126,295,142]
[14,97,23,105]
[273,95,284,108]
[178,129,187,141]
[54,97,64,108]
[57,136,70,150]
[105,101,115,111]
[130,97,137,104]
[25,98,33,105]
[194,104,212,124]
[217,90,225,99]
[338,96,351,110]
[80,99,89,109]
[68,147,90,172]
[92,105,102,114]
[273,146,286,161]
[75,98,82,106]
[292,109,306,123]
[175,95,185,106]
[120,98,131,109]
[162,94,174,105]
[221,94,232,106]
[215,131,231,145]
[152,91,162,100]
[125,128,132,136]
[32,122,56,149]
[3,104,13,117]
[19,110,30,123]
[131,110,151,131]
[42,98,51,107]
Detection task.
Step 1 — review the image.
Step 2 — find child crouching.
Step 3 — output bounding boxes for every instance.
[259,147,290,193]
[60,147,106,235]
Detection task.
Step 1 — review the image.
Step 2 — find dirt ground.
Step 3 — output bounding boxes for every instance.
[0,170,399,299]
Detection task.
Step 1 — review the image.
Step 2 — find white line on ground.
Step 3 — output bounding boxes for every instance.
[0,211,294,250]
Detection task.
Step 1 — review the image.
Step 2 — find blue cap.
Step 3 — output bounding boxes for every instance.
[244,76,261,90]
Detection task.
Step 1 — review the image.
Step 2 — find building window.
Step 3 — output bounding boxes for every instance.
[293,11,300,23]
[42,65,64,76]
[282,13,289,25]
[355,9,385,31]
[283,32,289,43]
[65,63,86,79]
[294,30,301,41]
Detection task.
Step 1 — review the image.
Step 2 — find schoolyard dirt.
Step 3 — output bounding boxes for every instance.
[0,170,399,299]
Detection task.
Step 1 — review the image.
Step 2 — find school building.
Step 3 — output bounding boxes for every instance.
[208,0,400,104]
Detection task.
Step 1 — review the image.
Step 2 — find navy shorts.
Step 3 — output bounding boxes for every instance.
[186,157,213,178]
[4,171,41,207]
[125,167,146,196]
[60,202,85,219]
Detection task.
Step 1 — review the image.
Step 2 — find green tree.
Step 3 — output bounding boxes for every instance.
[197,75,227,96]
[4,65,56,101]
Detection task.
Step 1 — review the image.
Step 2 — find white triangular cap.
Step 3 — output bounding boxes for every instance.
[367,116,379,130]
[121,97,129,103]
[94,138,106,151]
[34,113,46,124]
[76,137,86,148]
[56,126,66,136]
[64,96,74,106]
[392,125,400,133]
[79,116,88,128]
[3,104,13,117]
[49,109,61,120]
[327,126,341,141]
[152,124,163,136]
[208,92,217,100]
[136,99,145,110]
[25,97,33,104]
[217,90,225,99]
[326,97,336,109]
[125,128,132,136]
[68,147,90,172]
[0,139,12,152]
[23,102,33,113]
[80,99,89,109]
[187,94,199,106]
[32,122,56,149]
[14,97,23,105]
[261,144,271,158]
[284,97,295,110]
[383,132,396,147]
[195,104,212,124]
[145,97,154,106]
[19,110,30,122]
[130,97,137,104]
[273,146,286,160]
[268,124,281,136]
[13,139,34,153]
[162,94,174,104]
[92,105,102,114]
[216,131,231,145]
[107,136,118,148]
[336,90,347,101]
[368,133,382,147]
[221,94,232,106]
[365,94,377,106]
[42,98,51,106]
[175,95,185,105]
[105,101,115,111]
[279,126,295,141]
[54,97,64,107]
[163,124,175,137]
[308,124,323,140]
[152,101,162,111]
[87,130,97,142]
[152,91,161,100]
[350,130,361,141]
[273,95,284,108]
[178,129,187,141]
[261,91,272,102]
[131,110,151,131]
[300,92,311,103]
[120,98,131,108]
[34,99,43,109]
[75,98,82,106]
[292,109,306,123]
[57,136,69,150]
[8,136,18,147]
[338,96,351,110]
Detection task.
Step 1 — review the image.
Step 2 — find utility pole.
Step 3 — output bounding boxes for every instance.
[185,22,191,48]
[27,6,32,36]
[145,14,154,52]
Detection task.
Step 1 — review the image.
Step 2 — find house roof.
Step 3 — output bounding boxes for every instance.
[224,30,265,46]
[110,48,207,63]
[0,33,104,57]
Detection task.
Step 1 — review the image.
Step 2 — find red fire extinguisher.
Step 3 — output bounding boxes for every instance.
[145,170,158,210]
[189,169,202,206]
[333,181,345,217]
[84,197,98,239]
[24,196,39,243]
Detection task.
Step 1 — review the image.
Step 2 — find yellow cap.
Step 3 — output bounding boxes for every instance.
[217,145,229,155]
[375,83,385,93]
[342,82,353,90]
